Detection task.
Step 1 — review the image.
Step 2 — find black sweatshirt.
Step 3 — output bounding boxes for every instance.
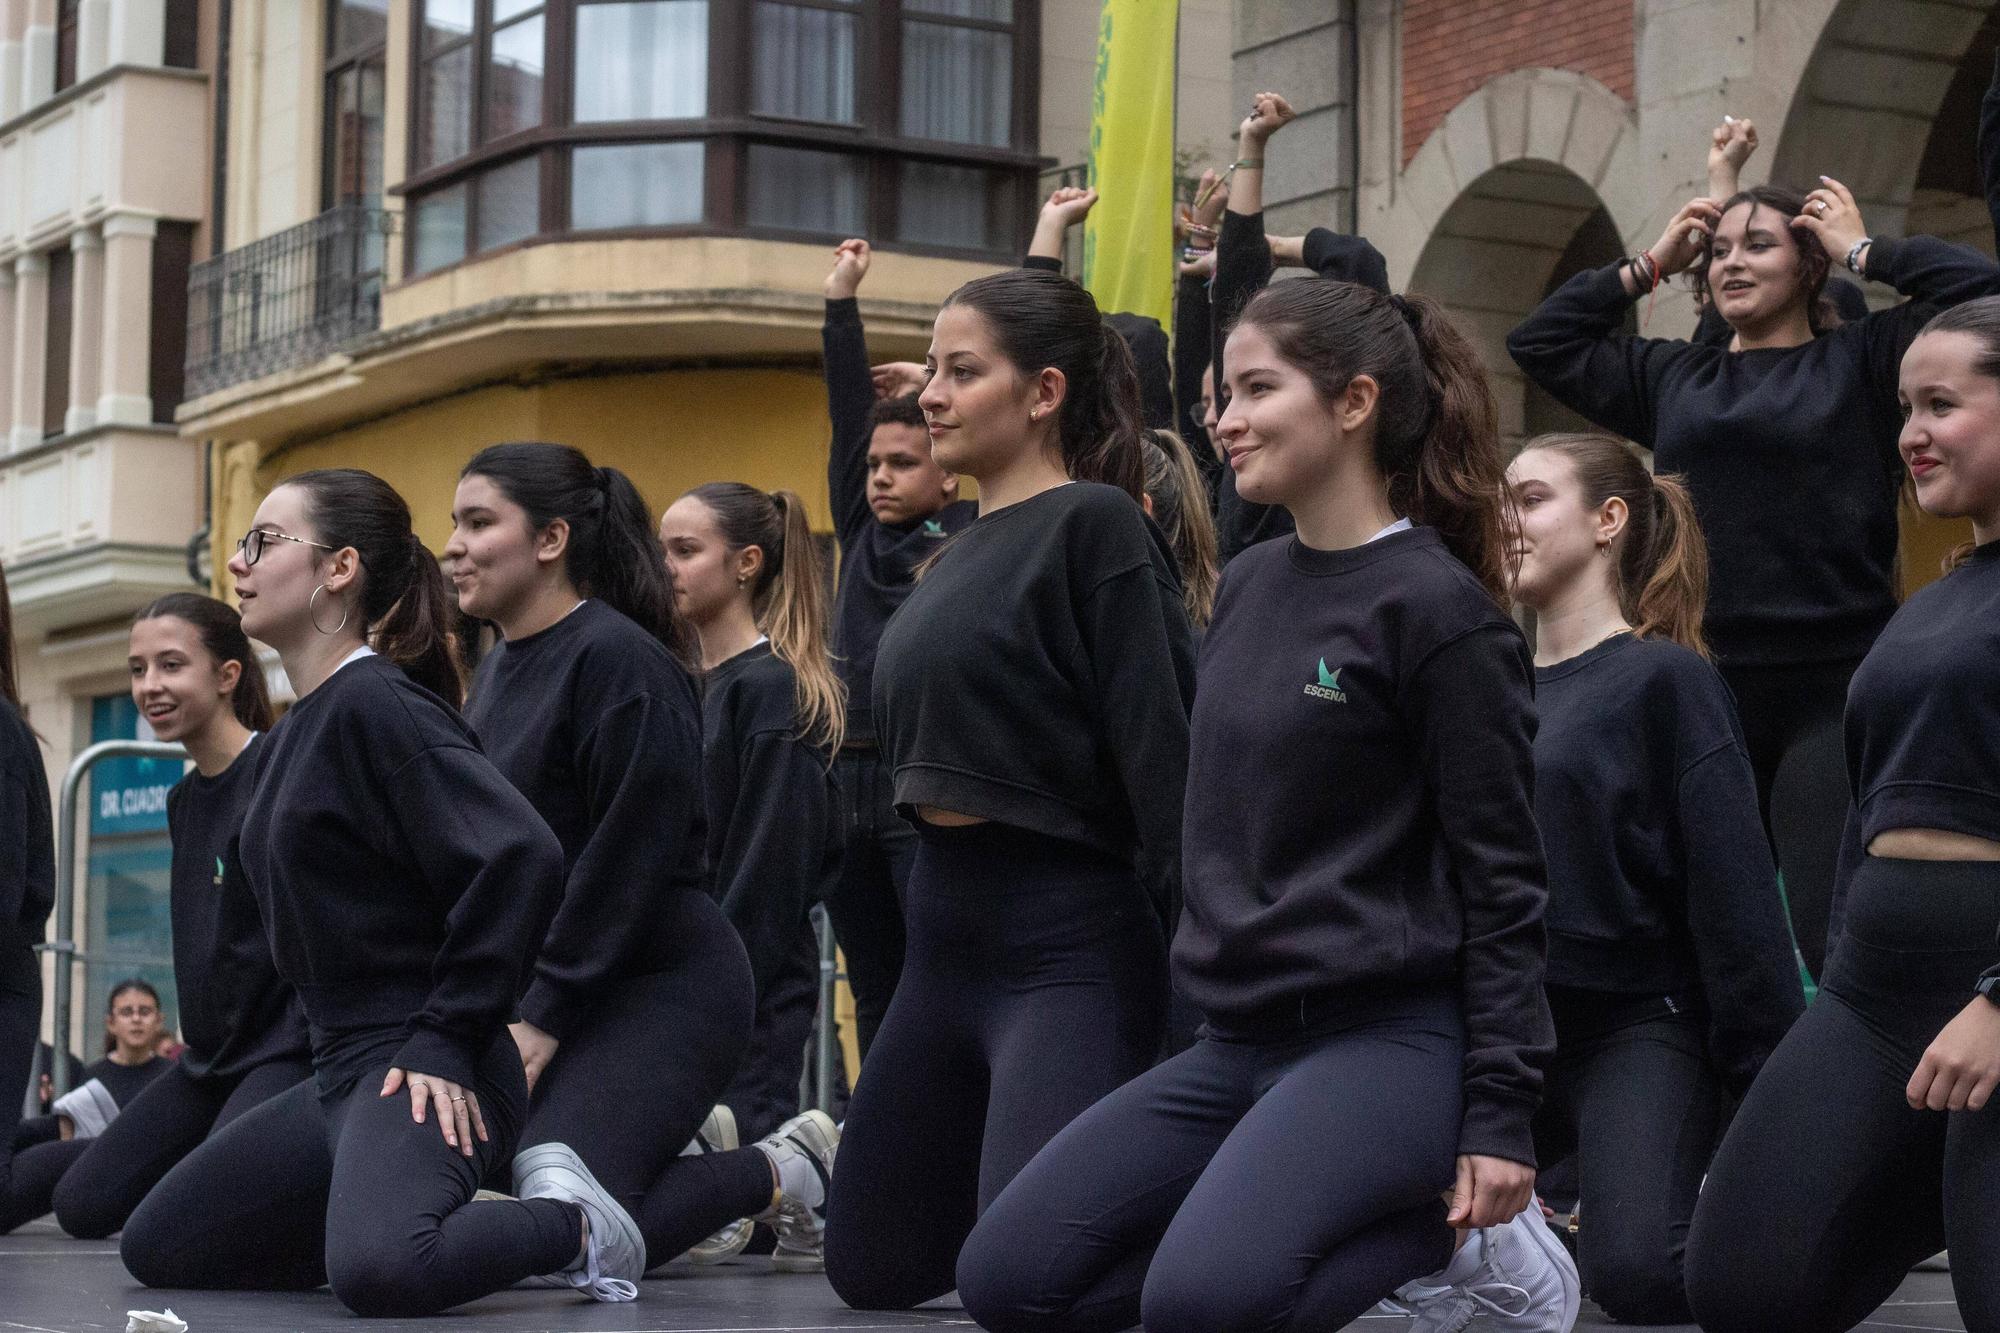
[873,482,1196,924]
[465,600,709,1040]
[166,733,310,1082]
[702,642,837,995]
[241,655,565,1091]
[1,699,53,933]
[1507,235,2000,666]
[1533,634,1802,1095]
[1173,273,1217,478]
[823,297,979,745]
[83,1054,169,1106]
[1979,49,2000,255]
[1172,528,1553,1165]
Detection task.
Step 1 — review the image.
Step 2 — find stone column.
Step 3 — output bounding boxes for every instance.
[22,0,51,106]
[64,226,100,434]
[76,0,107,81]
[0,265,17,446]
[11,249,47,452]
[96,213,154,427]
[105,0,162,68]
[0,0,27,120]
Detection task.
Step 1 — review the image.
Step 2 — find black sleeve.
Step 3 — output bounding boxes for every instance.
[1302,228,1390,293]
[1506,263,1695,447]
[1022,254,1064,274]
[1209,210,1292,557]
[0,764,26,927]
[1406,625,1554,1166]
[1857,235,2000,403]
[385,745,567,1086]
[824,297,877,548]
[519,692,704,1039]
[714,730,832,997]
[1982,48,2000,256]
[1173,272,1215,477]
[1677,741,1806,1096]
[1076,561,1197,934]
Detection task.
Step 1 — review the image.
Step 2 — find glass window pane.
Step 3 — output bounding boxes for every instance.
[476,156,542,251]
[746,146,865,234]
[575,0,709,123]
[494,0,541,20]
[752,2,856,123]
[330,0,389,59]
[422,0,473,52]
[571,142,704,229]
[484,15,545,140]
[901,20,1010,146]
[326,56,386,203]
[419,44,474,169]
[904,0,1011,19]
[898,161,1001,249]
[411,182,469,275]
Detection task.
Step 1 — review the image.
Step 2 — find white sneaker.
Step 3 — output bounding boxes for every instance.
[754,1110,839,1272]
[670,1105,754,1267]
[515,1143,645,1302]
[1403,1208,1580,1333]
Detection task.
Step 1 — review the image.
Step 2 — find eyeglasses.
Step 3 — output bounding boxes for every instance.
[237,527,336,567]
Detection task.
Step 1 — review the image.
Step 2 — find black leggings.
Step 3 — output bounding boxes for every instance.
[516,896,772,1264]
[46,1056,311,1237]
[1687,858,2000,1333]
[1719,658,1858,981]
[827,748,915,1059]
[824,821,1166,1312]
[121,1033,581,1317]
[1,928,38,1138]
[957,992,1464,1333]
[1533,990,1721,1324]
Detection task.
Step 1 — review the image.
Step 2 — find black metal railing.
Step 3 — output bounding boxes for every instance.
[185,203,395,399]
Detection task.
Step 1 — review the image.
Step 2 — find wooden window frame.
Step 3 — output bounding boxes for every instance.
[323,2,392,208]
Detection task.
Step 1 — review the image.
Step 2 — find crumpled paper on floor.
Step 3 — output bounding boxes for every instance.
[125,1309,188,1333]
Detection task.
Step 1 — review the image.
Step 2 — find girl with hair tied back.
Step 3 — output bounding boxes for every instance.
[121,467,610,1316]
[958,278,1571,1333]
[1493,434,1802,1324]
[658,480,847,1264]
[448,443,835,1281]
[824,266,1197,1312]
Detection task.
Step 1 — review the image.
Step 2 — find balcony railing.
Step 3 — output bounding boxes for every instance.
[185,203,395,400]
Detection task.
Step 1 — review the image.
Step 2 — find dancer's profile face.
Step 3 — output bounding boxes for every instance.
[1708,201,1806,332]
[445,473,555,630]
[659,495,752,627]
[226,484,328,648]
[921,304,1053,481]
[128,615,236,744]
[1900,330,2000,536]
[1505,448,1613,610]
[1215,321,1345,507]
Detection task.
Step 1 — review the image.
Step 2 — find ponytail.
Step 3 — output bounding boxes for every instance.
[686,483,847,753]
[285,468,467,707]
[1235,281,1511,603]
[461,443,691,662]
[1522,432,1712,658]
[1141,430,1219,628]
[134,592,275,731]
[939,267,1146,501]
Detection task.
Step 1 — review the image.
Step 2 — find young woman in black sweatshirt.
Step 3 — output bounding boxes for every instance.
[30,596,313,1240]
[1474,433,1802,1323]
[822,266,1196,1313]
[0,560,52,1214]
[120,468,634,1316]
[1507,178,2000,982]
[451,443,834,1277]
[1687,298,2000,1333]
[958,277,1573,1333]
[661,481,844,1256]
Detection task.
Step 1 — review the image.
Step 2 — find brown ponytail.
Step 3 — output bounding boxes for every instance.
[1524,432,1712,658]
[685,483,846,753]
[285,468,466,707]
[1234,282,1512,603]
[1141,430,1219,628]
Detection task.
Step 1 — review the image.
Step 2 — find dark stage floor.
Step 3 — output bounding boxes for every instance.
[0,1220,1967,1331]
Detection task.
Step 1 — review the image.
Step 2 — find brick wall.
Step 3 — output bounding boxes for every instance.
[1402,0,1633,165]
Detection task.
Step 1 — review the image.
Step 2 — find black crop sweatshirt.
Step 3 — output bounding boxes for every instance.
[823,297,979,746]
[1,699,53,934]
[241,655,565,1091]
[166,733,310,1082]
[1507,235,2000,666]
[1533,634,1803,1094]
[465,599,710,1040]
[702,642,838,996]
[873,482,1196,926]
[1172,528,1554,1166]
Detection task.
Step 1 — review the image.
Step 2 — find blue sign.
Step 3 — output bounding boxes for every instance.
[87,696,184,837]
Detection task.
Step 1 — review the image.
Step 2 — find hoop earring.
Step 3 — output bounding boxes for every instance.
[309,584,351,636]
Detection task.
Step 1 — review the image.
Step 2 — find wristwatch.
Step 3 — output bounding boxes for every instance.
[1974,973,2000,1007]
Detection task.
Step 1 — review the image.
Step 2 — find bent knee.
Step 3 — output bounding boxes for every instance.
[1141,1267,1277,1333]
[1584,1253,1688,1326]
[54,1178,126,1240]
[327,1250,446,1319]
[119,1206,182,1289]
[955,1238,1077,1333]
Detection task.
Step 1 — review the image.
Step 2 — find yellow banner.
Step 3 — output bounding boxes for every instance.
[1082,0,1179,329]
